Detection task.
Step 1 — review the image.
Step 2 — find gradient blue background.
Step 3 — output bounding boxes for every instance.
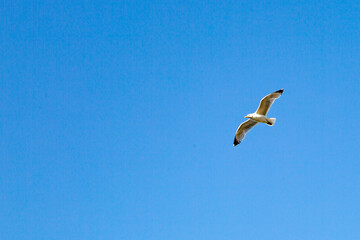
[1,0,360,239]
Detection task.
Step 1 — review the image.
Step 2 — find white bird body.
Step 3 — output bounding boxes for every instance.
[245,113,275,125]
[233,89,284,146]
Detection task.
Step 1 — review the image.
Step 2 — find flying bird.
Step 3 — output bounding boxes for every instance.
[233,89,284,146]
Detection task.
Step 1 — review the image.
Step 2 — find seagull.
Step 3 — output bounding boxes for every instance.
[233,89,284,146]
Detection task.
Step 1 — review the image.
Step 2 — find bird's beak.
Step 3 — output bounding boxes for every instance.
[244,116,248,118]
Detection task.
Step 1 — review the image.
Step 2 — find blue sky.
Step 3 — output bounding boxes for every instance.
[1,0,360,239]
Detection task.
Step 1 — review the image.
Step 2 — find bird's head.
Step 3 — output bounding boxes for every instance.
[244,114,252,119]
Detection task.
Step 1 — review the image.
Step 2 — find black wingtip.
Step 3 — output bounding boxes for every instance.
[233,138,240,146]
[275,89,284,94]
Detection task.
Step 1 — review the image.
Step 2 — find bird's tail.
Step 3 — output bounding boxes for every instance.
[266,118,276,126]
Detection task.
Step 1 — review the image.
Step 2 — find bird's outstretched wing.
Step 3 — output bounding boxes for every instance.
[255,89,284,116]
[233,119,258,146]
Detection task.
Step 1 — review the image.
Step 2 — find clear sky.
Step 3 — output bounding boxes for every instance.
[1,0,360,239]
